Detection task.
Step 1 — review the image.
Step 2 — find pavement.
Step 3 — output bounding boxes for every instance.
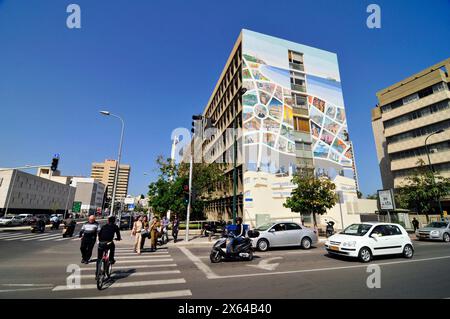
[1,227,450,298]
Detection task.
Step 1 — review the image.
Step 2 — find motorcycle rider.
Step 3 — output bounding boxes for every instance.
[79,215,99,264]
[97,216,121,264]
[63,214,76,236]
[226,217,245,254]
[50,214,60,229]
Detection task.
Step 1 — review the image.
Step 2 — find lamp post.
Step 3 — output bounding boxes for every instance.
[424,129,445,216]
[99,111,125,219]
[232,87,247,224]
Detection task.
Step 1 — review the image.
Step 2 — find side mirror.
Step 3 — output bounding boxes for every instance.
[269,228,275,233]
[370,233,379,239]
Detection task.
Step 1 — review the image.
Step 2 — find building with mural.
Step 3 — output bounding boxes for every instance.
[197,30,374,229]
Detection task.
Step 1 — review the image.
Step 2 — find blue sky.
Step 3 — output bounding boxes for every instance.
[0,0,449,197]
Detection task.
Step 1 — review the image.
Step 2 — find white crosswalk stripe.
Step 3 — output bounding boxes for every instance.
[51,246,192,298]
[38,234,63,241]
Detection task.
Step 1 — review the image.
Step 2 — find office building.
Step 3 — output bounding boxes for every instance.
[71,177,106,215]
[90,159,130,201]
[372,58,450,211]
[190,30,373,228]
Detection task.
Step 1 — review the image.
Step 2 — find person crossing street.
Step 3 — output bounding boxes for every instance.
[79,215,99,264]
[97,216,121,264]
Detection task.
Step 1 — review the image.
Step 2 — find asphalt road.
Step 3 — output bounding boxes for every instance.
[0,228,449,299]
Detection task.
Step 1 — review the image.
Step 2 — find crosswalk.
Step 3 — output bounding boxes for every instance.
[0,231,78,242]
[53,246,192,299]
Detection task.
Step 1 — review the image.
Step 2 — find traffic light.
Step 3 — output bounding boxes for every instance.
[51,156,59,172]
[183,185,189,204]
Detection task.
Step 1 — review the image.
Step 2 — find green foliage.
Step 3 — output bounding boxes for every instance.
[396,159,450,215]
[147,156,224,220]
[284,173,338,226]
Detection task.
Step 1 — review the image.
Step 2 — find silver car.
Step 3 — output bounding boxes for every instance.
[252,222,318,251]
[416,221,450,242]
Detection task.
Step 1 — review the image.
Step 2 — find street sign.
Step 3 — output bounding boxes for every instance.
[72,201,82,213]
[377,189,395,211]
[124,197,134,205]
[128,204,135,211]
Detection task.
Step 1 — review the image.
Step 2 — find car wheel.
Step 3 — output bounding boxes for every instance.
[402,244,414,259]
[358,247,372,263]
[301,237,312,249]
[442,233,450,243]
[247,250,254,261]
[257,239,269,252]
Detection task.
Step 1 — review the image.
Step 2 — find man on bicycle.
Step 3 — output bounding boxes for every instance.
[97,216,121,264]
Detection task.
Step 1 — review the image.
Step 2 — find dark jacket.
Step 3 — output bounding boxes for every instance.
[98,223,121,242]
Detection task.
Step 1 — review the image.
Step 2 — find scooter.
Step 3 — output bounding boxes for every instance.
[326,221,335,238]
[157,227,168,246]
[209,232,257,263]
[31,221,45,233]
[50,220,60,230]
[62,222,76,238]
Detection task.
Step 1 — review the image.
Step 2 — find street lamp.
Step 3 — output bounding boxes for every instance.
[232,87,247,224]
[424,129,445,216]
[99,110,125,220]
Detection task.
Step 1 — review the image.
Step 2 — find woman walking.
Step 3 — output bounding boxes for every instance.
[132,215,144,255]
[149,216,160,252]
[140,215,150,251]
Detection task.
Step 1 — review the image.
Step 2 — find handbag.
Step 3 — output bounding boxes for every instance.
[141,229,149,238]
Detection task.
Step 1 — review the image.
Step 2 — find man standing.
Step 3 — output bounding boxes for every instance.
[412,217,420,231]
[172,215,179,243]
[79,215,99,264]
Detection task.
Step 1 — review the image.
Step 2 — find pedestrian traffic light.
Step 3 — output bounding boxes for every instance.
[51,156,59,172]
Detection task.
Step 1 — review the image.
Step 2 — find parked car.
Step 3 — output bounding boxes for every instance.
[416,221,450,242]
[252,222,318,251]
[15,214,32,224]
[0,215,24,227]
[325,222,414,263]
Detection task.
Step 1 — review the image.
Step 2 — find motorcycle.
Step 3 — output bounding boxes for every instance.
[50,220,60,230]
[31,220,45,233]
[62,222,76,238]
[209,231,259,263]
[326,221,335,238]
[157,227,168,246]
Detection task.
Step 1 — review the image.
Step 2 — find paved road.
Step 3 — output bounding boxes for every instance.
[1,229,449,298]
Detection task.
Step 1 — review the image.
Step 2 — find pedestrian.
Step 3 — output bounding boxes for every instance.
[79,215,99,264]
[412,217,420,231]
[172,215,179,243]
[140,215,150,251]
[162,215,169,243]
[150,216,160,252]
[132,215,144,255]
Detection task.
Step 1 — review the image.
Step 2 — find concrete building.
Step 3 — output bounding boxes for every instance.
[371,58,450,211]
[186,29,375,228]
[71,177,106,215]
[0,169,75,215]
[90,159,131,201]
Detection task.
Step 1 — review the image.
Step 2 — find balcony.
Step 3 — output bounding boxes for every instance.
[387,127,450,154]
[391,149,450,171]
[291,84,306,93]
[289,63,305,72]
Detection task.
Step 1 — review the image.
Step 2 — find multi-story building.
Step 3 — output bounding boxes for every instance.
[0,169,75,215]
[90,159,130,201]
[190,30,373,228]
[372,58,450,212]
[71,177,106,215]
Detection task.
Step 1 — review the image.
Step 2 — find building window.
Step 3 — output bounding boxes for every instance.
[293,117,310,132]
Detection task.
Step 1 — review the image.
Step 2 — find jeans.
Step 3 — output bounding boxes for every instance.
[226,237,244,254]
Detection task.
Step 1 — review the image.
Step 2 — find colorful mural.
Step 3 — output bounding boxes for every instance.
[242,29,354,180]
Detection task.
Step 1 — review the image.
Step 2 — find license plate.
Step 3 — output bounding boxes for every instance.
[330,245,339,251]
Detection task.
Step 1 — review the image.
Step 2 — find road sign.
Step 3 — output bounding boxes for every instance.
[72,201,82,213]
[124,197,134,205]
[377,189,395,211]
[128,204,135,211]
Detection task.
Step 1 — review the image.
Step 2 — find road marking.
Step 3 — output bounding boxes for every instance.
[115,251,169,256]
[79,264,178,271]
[178,246,219,279]
[52,278,186,291]
[0,287,53,293]
[79,270,180,279]
[248,257,283,271]
[0,233,33,240]
[80,289,192,299]
[38,234,65,241]
[54,237,72,241]
[112,255,171,260]
[209,255,450,280]
[22,234,58,241]
[1,283,53,287]
[3,233,46,241]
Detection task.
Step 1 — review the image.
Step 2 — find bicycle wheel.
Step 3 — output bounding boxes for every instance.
[96,260,105,290]
[106,260,112,279]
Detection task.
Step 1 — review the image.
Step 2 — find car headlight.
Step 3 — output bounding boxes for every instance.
[342,241,357,247]
[430,230,440,236]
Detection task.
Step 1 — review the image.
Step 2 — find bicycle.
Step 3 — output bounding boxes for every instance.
[96,241,114,290]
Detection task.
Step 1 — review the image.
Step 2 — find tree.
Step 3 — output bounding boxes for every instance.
[366,193,378,200]
[147,156,224,220]
[284,173,338,227]
[396,159,450,217]
[357,190,363,199]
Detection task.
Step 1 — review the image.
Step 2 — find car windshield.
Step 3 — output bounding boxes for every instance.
[341,223,373,236]
[426,222,448,228]
[255,223,275,231]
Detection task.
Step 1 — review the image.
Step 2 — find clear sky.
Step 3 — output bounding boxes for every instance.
[0,0,449,197]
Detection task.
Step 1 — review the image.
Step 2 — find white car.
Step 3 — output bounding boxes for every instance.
[0,215,24,227]
[252,222,318,251]
[325,222,414,263]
